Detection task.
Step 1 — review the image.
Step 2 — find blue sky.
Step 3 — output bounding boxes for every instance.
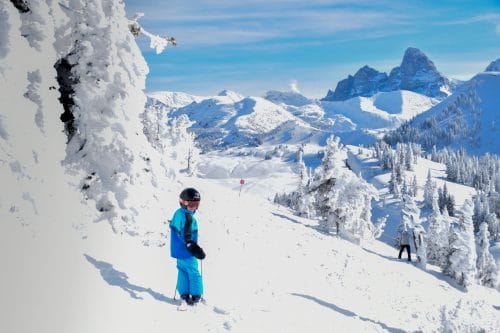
[125,0,500,98]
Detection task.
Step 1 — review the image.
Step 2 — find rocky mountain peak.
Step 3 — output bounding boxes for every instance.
[323,47,454,101]
[323,65,387,101]
[485,58,500,72]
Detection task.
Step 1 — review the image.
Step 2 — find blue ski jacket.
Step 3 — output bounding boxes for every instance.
[170,207,199,259]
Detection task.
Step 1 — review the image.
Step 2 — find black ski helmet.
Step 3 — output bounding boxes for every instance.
[179,188,201,201]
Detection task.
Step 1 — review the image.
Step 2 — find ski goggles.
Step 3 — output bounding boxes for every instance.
[182,200,200,211]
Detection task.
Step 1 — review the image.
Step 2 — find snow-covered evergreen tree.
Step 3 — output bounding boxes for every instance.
[308,135,378,244]
[168,115,200,176]
[389,167,399,195]
[413,224,427,269]
[444,199,478,288]
[423,169,436,208]
[296,148,312,217]
[142,102,169,152]
[395,195,420,247]
[485,212,499,241]
[373,216,387,239]
[427,192,449,268]
[411,175,418,197]
[475,223,498,288]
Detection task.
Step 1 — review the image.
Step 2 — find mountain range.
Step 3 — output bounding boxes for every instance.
[322,47,459,101]
[147,52,499,155]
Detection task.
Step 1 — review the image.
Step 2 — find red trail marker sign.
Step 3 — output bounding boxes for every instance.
[239,179,245,196]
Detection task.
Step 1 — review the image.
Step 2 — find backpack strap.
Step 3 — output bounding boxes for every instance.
[184,212,193,243]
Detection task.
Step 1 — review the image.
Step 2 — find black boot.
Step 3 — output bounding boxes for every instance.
[191,295,201,305]
[181,294,193,305]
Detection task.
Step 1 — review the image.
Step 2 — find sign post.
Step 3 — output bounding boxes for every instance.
[239,179,245,197]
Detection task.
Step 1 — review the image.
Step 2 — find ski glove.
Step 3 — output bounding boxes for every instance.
[186,241,206,260]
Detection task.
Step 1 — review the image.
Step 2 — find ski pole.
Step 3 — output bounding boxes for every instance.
[200,260,205,302]
[173,286,177,300]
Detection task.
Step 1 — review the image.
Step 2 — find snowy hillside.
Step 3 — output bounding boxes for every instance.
[322,90,439,130]
[168,93,319,149]
[147,88,437,149]
[147,91,204,110]
[346,146,476,243]
[385,72,500,155]
[3,170,499,333]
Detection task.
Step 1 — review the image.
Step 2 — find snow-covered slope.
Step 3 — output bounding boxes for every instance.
[386,72,500,155]
[147,91,204,109]
[345,145,477,242]
[169,93,316,148]
[264,90,312,107]
[321,90,438,130]
[2,2,499,332]
[2,169,499,333]
[148,88,437,149]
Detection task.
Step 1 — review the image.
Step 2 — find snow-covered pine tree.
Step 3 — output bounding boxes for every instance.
[373,216,387,239]
[395,194,420,247]
[472,194,485,233]
[296,148,312,217]
[475,223,498,288]
[444,199,478,288]
[427,192,449,268]
[168,115,200,176]
[438,184,447,213]
[312,135,345,233]
[485,212,499,241]
[325,175,377,243]
[405,143,414,171]
[413,224,427,269]
[411,175,418,197]
[389,167,399,195]
[396,163,404,185]
[447,194,456,217]
[297,148,309,190]
[423,169,436,208]
[51,0,178,235]
[310,135,377,244]
[142,102,169,152]
[401,178,409,196]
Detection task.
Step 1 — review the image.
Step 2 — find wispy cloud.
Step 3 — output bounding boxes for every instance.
[127,0,413,47]
[435,13,500,26]
[496,23,500,36]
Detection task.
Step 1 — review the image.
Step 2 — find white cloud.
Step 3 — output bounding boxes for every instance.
[289,79,300,93]
[496,23,500,36]
[127,0,411,47]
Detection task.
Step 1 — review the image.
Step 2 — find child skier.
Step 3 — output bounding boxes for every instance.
[170,188,206,309]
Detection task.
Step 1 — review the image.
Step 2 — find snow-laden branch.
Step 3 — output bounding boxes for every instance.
[128,12,176,54]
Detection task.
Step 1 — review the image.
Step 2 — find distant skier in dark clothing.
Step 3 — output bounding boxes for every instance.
[170,188,206,309]
[398,228,412,261]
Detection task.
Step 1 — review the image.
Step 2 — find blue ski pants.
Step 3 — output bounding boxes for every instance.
[176,257,203,296]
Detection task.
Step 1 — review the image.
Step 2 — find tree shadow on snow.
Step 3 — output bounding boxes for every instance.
[362,247,403,263]
[291,293,406,333]
[272,212,328,235]
[84,254,176,305]
[362,249,465,292]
